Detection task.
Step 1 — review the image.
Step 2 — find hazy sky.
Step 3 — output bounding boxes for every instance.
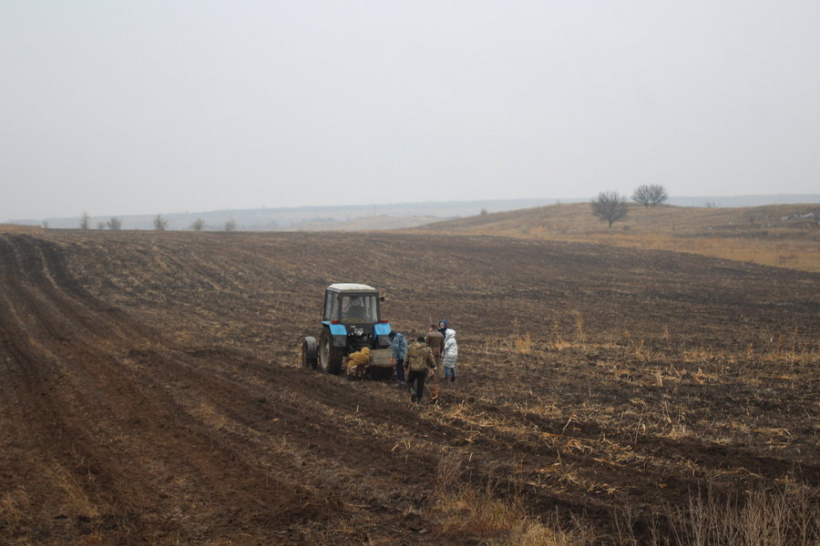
[2,1,818,221]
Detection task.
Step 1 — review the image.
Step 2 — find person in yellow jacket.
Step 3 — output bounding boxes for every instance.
[345,346,370,377]
[404,337,435,403]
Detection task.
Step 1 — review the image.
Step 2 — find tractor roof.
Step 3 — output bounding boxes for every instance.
[327,283,378,293]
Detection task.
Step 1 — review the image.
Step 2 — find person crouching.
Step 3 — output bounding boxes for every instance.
[345,346,370,378]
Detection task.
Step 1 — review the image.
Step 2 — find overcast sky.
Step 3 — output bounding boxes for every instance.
[2,1,818,221]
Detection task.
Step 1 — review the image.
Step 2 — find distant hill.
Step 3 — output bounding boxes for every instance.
[13,194,820,232]
[25,199,556,231]
[412,201,818,234]
[666,194,820,208]
[409,202,820,273]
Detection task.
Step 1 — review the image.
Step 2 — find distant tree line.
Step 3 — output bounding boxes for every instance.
[77,213,238,232]
[79,213,124,230]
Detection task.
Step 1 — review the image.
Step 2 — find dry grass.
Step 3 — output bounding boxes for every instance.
[432,451,591,545]
[0,224,44,234]
[658,483,820,546]
[585,231,820,273]
[413,203,820,272]
[429,448,819,545]
[430,318,819,543]
[0,487,32,533]
[44,464,102,520]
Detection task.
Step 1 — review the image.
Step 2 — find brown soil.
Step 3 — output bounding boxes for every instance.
[1,229,818,544]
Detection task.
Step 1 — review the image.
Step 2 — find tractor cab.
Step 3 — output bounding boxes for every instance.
[323,285,381,324]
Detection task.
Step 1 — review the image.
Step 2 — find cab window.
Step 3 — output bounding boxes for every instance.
[323,292,340,321]
[341,294,378,322]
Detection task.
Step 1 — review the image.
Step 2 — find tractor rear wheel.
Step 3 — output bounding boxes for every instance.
[319,329,343,375]
[302,336,318,369]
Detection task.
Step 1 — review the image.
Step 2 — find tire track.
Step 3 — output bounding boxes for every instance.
[0,235,338,544]
[2,233,492,544]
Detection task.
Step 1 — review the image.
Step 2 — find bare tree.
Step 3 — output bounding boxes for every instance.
[80,212,90,230]
[106,217,123,230]
[153,214,169,231]
[632,184,669,207]
[224,218,237,232]
[591,191,629,228]
[191,218,205,231]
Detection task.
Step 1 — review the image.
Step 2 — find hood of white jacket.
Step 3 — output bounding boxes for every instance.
[445,328,456,339]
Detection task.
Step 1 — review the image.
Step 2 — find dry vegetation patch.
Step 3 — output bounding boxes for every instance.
[413,202,820,272]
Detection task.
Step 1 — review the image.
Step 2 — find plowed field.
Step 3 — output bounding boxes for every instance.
[1,229,818,544]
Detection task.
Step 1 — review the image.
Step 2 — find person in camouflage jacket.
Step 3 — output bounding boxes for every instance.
[404,337,435,403]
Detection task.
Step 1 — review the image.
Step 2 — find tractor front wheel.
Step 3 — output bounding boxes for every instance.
[319,330,344,375]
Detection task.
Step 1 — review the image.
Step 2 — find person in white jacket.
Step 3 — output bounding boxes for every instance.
[442,328,458,382]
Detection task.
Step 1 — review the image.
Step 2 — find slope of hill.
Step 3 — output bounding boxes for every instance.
[411,202,820,273]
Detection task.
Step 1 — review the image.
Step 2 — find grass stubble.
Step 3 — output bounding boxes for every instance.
[411,320,819,545]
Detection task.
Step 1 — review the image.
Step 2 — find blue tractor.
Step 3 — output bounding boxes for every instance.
[302,283,393,375]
